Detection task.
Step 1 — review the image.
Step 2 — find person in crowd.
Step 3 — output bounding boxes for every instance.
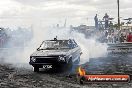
[114,35,118,43]
[107,33,112,43]
[103,13,109,30]
[105,30,108,37]
[111,32,114,43]
[127,32,132,42]
[94,14,98,30]
[120,33,125,43]
[122,29,127,42]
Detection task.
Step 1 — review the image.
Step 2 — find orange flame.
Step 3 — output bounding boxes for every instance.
[78,66,86,76]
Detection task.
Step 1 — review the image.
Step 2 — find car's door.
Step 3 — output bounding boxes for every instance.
[69,39,81,63]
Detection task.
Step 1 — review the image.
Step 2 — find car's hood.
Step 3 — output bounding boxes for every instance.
[31,49,70,56]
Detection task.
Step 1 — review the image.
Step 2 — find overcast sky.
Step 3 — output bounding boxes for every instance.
[0,0,131,27]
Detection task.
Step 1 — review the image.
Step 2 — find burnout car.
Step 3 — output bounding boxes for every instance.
[29,38,82,72]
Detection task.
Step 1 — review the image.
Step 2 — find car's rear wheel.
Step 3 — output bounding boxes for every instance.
[34,66,39,72]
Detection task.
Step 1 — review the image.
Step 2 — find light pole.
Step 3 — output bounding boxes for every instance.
[117,0,120,30]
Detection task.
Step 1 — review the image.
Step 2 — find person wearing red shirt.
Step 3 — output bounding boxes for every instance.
[127,32,132,42]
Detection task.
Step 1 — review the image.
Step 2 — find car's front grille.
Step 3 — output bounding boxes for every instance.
[35,57,58,63]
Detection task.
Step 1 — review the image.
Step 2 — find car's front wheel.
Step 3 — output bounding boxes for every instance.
[67,58,73,69]
[34,66,39,72]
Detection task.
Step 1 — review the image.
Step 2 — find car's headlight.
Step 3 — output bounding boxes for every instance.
[30,57,36,62]
[58,56,65,62]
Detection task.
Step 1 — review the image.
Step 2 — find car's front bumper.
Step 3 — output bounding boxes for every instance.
[29,61,67,67]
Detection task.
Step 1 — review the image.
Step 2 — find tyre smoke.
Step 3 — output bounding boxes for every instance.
[0,26,107,67]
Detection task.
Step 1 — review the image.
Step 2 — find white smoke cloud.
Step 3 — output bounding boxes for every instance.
[30,26,108,64]
[70,32,107,64]
[0,25,107,68]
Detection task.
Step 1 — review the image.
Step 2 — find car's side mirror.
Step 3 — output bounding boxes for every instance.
[37,48,39,51]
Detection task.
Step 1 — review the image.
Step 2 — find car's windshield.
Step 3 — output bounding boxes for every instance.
[38,40,72,50]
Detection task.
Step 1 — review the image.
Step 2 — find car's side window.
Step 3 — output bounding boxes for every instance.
[68,39,78,49]
[68,39,74,49]
[72,40,78,48]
